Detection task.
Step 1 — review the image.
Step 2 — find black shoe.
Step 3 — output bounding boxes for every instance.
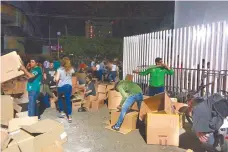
[111,125,120,131]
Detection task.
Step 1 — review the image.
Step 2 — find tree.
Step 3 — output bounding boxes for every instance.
[59,36,123,59]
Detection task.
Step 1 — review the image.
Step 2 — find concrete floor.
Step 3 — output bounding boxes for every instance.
[41,106,204,152]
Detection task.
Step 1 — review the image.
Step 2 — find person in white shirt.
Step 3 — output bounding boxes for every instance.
[95,62,102,81]
[55,57,74,123]
[108,61,117,82]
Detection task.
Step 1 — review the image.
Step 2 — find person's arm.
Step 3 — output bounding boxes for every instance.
[19,65,36,79]
[118,86,129,106]
[54,70,60,83]
[163,64,174,75]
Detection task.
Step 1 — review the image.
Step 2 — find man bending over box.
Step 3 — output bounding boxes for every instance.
[111,80,143,131]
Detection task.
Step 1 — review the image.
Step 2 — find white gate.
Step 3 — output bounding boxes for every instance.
[123,21,228,94]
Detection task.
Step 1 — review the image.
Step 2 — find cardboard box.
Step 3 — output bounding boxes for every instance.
[108,96,122,110]
[13,102,22,113]
[131,95,151,111]
[72,101,82,110]
[139,92,174,121]
[91,99,105,111]
[106,111,138,134]
[97,93,107,100]
[106,84,114,92]
[2,80,26,95]
[0,95,14,126]
[8,119,67,152]
[146,113,179,146]
[107,90,122,109]
[171,102,188,128]
[15,111,28,118]
[97,84,107,93]
[1,51,24,83]
[83,95,97,109]
[111,111,138,130]
[8,116,38,132]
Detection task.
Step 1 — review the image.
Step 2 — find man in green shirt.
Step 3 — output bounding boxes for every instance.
[111,80,143,131]
[133,57,174,96]
[19,57,42,119]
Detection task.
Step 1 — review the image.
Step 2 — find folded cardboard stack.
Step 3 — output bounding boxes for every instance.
[0,95,68,152]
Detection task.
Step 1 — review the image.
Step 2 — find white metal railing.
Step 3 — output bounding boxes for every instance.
[123,21,228,94]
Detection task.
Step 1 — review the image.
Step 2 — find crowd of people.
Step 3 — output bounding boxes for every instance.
[19,55,124,123]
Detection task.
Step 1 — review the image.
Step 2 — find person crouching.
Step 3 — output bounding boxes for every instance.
[111,80,143,131]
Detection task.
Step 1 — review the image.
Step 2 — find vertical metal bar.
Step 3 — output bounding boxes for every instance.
[171,29,176,92]
[174,28,179,93]
[205,24,211,93]
[179,28,183,93]
[182,27,187,90]
[190,26,197,91]
[221,21,227,72]
[168,30,172,91]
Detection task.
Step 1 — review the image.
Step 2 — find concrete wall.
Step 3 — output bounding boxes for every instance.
[174,1,228,28]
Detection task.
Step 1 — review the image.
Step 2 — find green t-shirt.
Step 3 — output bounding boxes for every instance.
[117,80,143,105]
[139,65,174,87]
[54,61,61,70]
[27,66,42,92]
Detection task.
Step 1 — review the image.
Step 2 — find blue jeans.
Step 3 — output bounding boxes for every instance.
[58,84,72,115]
[115,93,143,128]
[109,71,116,82]
[148,86,165,96]
[43,94,50,108]
[28,91,40,118]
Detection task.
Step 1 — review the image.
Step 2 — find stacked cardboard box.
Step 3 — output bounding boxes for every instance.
[107,90,122,110]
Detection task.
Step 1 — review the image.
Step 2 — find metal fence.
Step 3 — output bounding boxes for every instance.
[123,21,228,95]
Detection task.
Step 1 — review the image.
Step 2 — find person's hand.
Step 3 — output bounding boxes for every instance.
[133,69,139,73]
[19,65,26,71]
[117,105,122,110]
[196,132,208,143]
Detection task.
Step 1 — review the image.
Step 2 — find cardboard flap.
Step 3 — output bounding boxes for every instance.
[2,144,21,152]
[1,137,13,150]
[21,125,44,134]
[9,117,38,133]
[13,103,22,113]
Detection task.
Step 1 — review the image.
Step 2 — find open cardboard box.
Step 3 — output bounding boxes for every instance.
[7,119,67,152]
[106,84,114,92]
[146,112,179,146]
[139,92,174,121]
[105,111,138,134]
[131,95,150,111]
[1,51,24,83]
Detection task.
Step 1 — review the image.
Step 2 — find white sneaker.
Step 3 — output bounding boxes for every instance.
[58,112,65,118]
[68,115,72,123]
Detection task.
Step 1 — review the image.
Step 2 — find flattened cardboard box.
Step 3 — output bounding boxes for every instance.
[8,116,38,132]
[8,119,67,152]
[1,51,24,83]
[0,95,14,126]
[139,92,173,121]
[146,113,179,146]
[15,111,28,118]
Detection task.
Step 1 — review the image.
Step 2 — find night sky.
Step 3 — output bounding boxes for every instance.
[27,1,174,39]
